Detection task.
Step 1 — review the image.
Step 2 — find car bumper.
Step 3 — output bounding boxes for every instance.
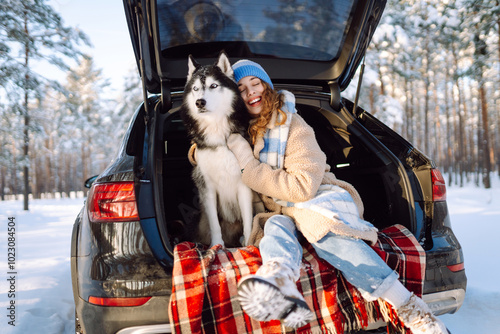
[76,295,171,334]
[116,324,172,334]
[423,288,466,316]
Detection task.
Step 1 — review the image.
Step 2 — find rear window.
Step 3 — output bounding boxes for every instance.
[157,0,357,61]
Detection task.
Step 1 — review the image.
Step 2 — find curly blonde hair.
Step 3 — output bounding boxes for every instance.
[248,82,287,145]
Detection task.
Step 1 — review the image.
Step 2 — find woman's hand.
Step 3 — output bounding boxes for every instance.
[227,134,254,170]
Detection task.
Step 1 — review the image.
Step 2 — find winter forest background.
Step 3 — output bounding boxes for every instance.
[0,0,499,211]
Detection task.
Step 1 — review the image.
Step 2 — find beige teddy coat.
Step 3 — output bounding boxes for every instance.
[241,111,378,246]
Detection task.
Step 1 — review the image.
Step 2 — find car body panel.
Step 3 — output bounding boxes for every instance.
[73,294,171,334]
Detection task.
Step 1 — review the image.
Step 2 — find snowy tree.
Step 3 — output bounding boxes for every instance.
[350,0,500,186]
[0,0,89,209]
[64,55,110,183]
[112,66,143,146]
[461,0,497,188]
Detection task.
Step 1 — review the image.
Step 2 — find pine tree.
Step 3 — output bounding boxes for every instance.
[462,0,495,188]
[64,56,109,184]
[0,0,89,209]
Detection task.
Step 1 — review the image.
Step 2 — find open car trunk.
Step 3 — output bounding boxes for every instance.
[122,0,402,252]
[123,0,464,316]
[153,87,419,250]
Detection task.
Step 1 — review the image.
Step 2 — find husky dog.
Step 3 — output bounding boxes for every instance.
[180,52,253,248]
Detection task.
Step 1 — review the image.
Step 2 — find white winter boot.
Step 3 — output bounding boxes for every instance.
[237,260,313,328]
[396,294,448,334]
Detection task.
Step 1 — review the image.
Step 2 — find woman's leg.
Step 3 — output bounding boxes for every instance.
[313,232,447,334]
[312,232,398,301]
[237,215,312,328]
[259,214,303,276]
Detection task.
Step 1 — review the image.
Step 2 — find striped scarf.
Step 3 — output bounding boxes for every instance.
[259,91,376,233]
[259,90,296,169]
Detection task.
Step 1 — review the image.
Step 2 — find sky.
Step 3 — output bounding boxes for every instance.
[47,0,137,95]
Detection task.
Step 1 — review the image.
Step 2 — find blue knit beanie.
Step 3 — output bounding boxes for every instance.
[232,59,274,89]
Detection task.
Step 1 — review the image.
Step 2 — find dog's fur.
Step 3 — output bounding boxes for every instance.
[180,52,253,248]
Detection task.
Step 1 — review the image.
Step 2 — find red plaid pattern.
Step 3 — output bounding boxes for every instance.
[168,224,425,333]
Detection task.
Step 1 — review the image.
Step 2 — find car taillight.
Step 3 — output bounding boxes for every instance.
[88,182,139,223]
[447,263,465,272]
[431,168,446,202]
[88,296,151,307]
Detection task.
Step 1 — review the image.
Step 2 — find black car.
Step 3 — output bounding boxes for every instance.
[71,0,467,333]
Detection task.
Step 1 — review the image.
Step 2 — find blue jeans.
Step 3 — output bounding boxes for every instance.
[259,215,398,301]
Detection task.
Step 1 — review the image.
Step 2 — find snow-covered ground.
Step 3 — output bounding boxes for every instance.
[1,177,499,334]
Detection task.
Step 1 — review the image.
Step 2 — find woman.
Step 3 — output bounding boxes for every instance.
[226,59,448,333]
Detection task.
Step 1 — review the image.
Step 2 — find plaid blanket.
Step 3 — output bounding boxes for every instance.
[168,224,425,333]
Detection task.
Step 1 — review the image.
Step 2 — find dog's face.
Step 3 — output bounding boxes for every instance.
[184,52,237,119]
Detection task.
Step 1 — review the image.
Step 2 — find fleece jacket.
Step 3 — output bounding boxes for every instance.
[241,111,379,246]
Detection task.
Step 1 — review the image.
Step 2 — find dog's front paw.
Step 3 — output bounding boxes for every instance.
[239,235,250,247]
[210,238,225,248]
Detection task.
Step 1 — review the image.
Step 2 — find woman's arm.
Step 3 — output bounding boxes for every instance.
[228,115,327,203]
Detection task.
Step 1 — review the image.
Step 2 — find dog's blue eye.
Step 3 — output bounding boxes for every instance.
[210,83,218,89]
[193,86,199,91]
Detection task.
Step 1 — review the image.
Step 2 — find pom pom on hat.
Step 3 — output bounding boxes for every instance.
[232,60,273,89]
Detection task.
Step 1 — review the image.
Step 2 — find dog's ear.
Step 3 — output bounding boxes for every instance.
[216,51,234,78]
[187,54,200,81]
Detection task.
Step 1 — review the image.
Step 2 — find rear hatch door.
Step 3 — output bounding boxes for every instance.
[123,0,386,97]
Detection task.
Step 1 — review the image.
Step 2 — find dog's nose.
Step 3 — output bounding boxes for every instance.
[196,99,206,109]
